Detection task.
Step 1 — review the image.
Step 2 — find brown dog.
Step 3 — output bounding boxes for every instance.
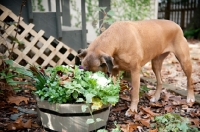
[78,20,195,116]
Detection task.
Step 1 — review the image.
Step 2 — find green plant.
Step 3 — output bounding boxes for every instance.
[153,113,199,132]
[96,7,115,34]
[0,60,34,92]
[0,0,29,93]
[110,122,121,132]
[70,0,82,27]
[97,121,121,132]
[31,0,45,11]
[29,65,121,131]
[70,0,151,35]
[140,85,149,97]
[30,65,121,109]
[29,65,48,91]
[184,28,200,39]
[111,0,151,21]
[85,0,116,32]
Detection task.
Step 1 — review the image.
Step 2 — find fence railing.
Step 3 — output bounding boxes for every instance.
[158,0,198,29]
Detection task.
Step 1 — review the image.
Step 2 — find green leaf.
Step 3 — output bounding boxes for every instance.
[76,98,84,102]
[81,105,88,112]
[161,118,168,123]
[13,87,21,91]
[15,67,34,78]
[85,93,95,103]
[86,119,95,124]
[7,79,29,86]
[100,7,107,10]
[40,96,45,101]
[19,41,24,45]
[96,118,103,122]
[62,98,66,103]
[107,96,118,103]
[104,18,115,25]
[72,91,78,99]
[91,105,99,110]
[97,7,107,11]
[107,10,115,16]
[5,59,13,65]
[4,72,16,79]
[177,121,189,132]
[97,129,108,132]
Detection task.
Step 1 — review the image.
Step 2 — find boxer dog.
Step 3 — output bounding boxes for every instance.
[77,20,195,116]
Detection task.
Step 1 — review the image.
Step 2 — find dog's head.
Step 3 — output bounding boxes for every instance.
[77,49,114,74]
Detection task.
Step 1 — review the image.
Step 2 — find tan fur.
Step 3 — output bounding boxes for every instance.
[78,19,195,116]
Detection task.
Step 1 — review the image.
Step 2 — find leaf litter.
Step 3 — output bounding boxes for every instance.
[107,80,200,132]
[1,75,199,131]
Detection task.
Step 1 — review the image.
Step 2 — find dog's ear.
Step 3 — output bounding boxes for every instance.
[100,55,114,73]
[77,49,87,59]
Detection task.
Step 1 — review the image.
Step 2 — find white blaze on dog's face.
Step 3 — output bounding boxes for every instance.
[77,49,114,74]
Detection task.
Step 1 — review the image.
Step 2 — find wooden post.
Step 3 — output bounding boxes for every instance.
[56,0,62,40]
[62,0,71,26]
[81,0,87,48]
[181,11,185,29]
[48,0,52,11]
[165,0,171,20]
[27,0,33,23]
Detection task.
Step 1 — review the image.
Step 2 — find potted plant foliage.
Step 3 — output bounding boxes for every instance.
[29,65,121,132]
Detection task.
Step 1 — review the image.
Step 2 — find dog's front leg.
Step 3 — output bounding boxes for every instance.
[125,69,140,117]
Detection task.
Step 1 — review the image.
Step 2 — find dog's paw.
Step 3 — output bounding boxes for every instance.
[125,108,137,117]
[187,92,195,102]
[150,96,159,102]
[187,95,195,107]
[187,98,195,103]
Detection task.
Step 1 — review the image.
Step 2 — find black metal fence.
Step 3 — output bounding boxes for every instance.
[158,0,198,29]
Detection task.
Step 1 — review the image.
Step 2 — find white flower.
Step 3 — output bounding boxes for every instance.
[91,73,111,87]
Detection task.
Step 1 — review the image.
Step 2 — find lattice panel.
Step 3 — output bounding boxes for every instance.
[0,4,77,68]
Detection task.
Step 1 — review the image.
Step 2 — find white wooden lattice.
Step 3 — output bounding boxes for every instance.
[0,4,77,68]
